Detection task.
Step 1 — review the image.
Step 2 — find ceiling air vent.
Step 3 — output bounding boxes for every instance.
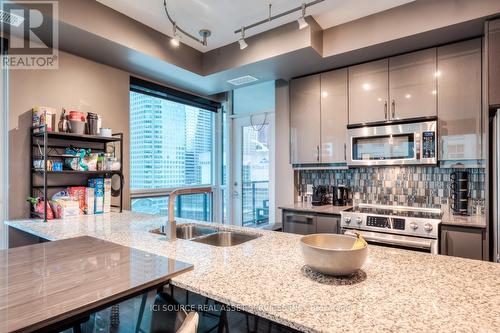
[0,9,25,27]
[227,75,258,86]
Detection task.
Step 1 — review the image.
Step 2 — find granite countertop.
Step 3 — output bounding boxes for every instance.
[441,212,487,229]
[279,202,351,215]
[5,212,500,333]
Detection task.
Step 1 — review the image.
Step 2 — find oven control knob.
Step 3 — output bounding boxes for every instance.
[424,223,433,232]
[356,217,363,224]
[409,222,418,230]
[344,217,351,224]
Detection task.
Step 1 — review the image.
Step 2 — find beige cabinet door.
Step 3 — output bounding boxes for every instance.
[348,59,389,125]
[389,48,437,120]
[320,69,348,163]
[290,75,321,164]
[437,38,482,161]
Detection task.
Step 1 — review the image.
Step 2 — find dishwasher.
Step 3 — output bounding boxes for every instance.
[282,211,339,235]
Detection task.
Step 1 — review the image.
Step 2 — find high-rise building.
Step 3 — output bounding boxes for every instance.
[130,92,213,219]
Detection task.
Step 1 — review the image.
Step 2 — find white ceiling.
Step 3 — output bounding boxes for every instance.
[96,0,414,52]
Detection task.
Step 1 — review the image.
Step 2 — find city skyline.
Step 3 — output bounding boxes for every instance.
[130,92,213,220]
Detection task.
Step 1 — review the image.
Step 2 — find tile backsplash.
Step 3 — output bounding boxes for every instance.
[297,167,485,208]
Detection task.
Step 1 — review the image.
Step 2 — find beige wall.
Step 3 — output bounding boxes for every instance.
[8,50,130,219]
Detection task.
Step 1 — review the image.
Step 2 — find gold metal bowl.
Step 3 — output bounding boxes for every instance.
[300,234,368,276]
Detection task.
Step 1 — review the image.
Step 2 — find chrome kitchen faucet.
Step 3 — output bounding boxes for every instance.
[166,186,213,240]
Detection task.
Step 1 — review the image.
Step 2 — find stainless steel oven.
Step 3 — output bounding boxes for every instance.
[347,118,437,166]
[340,204,441,254]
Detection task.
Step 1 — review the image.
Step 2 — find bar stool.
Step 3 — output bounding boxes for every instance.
[149,291,199,333]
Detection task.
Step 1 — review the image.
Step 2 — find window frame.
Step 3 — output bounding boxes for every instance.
[128,78,223,222]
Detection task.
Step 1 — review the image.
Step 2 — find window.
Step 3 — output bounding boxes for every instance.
[129,78,218,220]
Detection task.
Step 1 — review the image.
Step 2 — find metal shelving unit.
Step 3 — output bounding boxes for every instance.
[30,125,124,221]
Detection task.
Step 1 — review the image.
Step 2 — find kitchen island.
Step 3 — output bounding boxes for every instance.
[6,212,500,333]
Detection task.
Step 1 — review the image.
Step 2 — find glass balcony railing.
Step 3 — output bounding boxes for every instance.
[242,180,269,226]
[131,193,212,221]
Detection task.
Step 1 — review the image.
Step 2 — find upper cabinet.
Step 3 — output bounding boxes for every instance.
[348,50,437,125]
[389,48,437,120]
[438,38,482,161]
[290,74,321,164]
[348,59,389,125]
[290,39,482,165]
[290,69,348,164]
[320,69,348,163]
[489,19,500,107]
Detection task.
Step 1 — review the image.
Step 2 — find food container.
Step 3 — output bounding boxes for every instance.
[52,162,63,171]
[33,159,44,170]
[68,111,85,122]
[99,128,112,137]
[300,234,368,276]
[68,120,85,134]
[32,106,56,132]
[87,112,99,135]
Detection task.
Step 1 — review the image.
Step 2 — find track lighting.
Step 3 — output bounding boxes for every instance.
[297,3,308,30]
[238,27,248,50]
[170,23,180,47]
[234,0,323,50]
[163,0,210,47]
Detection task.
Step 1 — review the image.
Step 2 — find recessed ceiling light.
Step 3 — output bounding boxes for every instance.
[227,75,258,86]
[362,83,371,91]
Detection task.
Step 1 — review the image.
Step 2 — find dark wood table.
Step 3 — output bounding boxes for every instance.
[0,236,193,333]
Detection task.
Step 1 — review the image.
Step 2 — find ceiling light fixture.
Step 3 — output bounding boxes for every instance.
[238,27,248,50]
[297,3,308,30]
[170,22,180,47]
[163,0,210,47]
[234,0,324,49]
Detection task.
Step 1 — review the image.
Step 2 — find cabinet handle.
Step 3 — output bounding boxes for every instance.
[317,145,320,162]
[391,99,396,119]
[344,143,347,161]
[384,100,388,119]
[286,215,315,224]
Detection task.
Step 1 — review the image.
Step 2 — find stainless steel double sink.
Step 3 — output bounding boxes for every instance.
[149,224,261,247]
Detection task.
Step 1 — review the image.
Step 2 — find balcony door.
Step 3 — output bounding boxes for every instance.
[231,114,275,227]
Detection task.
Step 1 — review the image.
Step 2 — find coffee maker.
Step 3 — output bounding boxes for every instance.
[312,185,329,206]
[333,185,350,206]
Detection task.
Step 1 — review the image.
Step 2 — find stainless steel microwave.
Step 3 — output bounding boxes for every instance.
[347,118,437,166]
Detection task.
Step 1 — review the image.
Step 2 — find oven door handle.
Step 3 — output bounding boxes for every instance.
[344,230,435,251]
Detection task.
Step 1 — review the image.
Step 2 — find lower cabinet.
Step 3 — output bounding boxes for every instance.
[282,210,339,235]
[440,225,485,260]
